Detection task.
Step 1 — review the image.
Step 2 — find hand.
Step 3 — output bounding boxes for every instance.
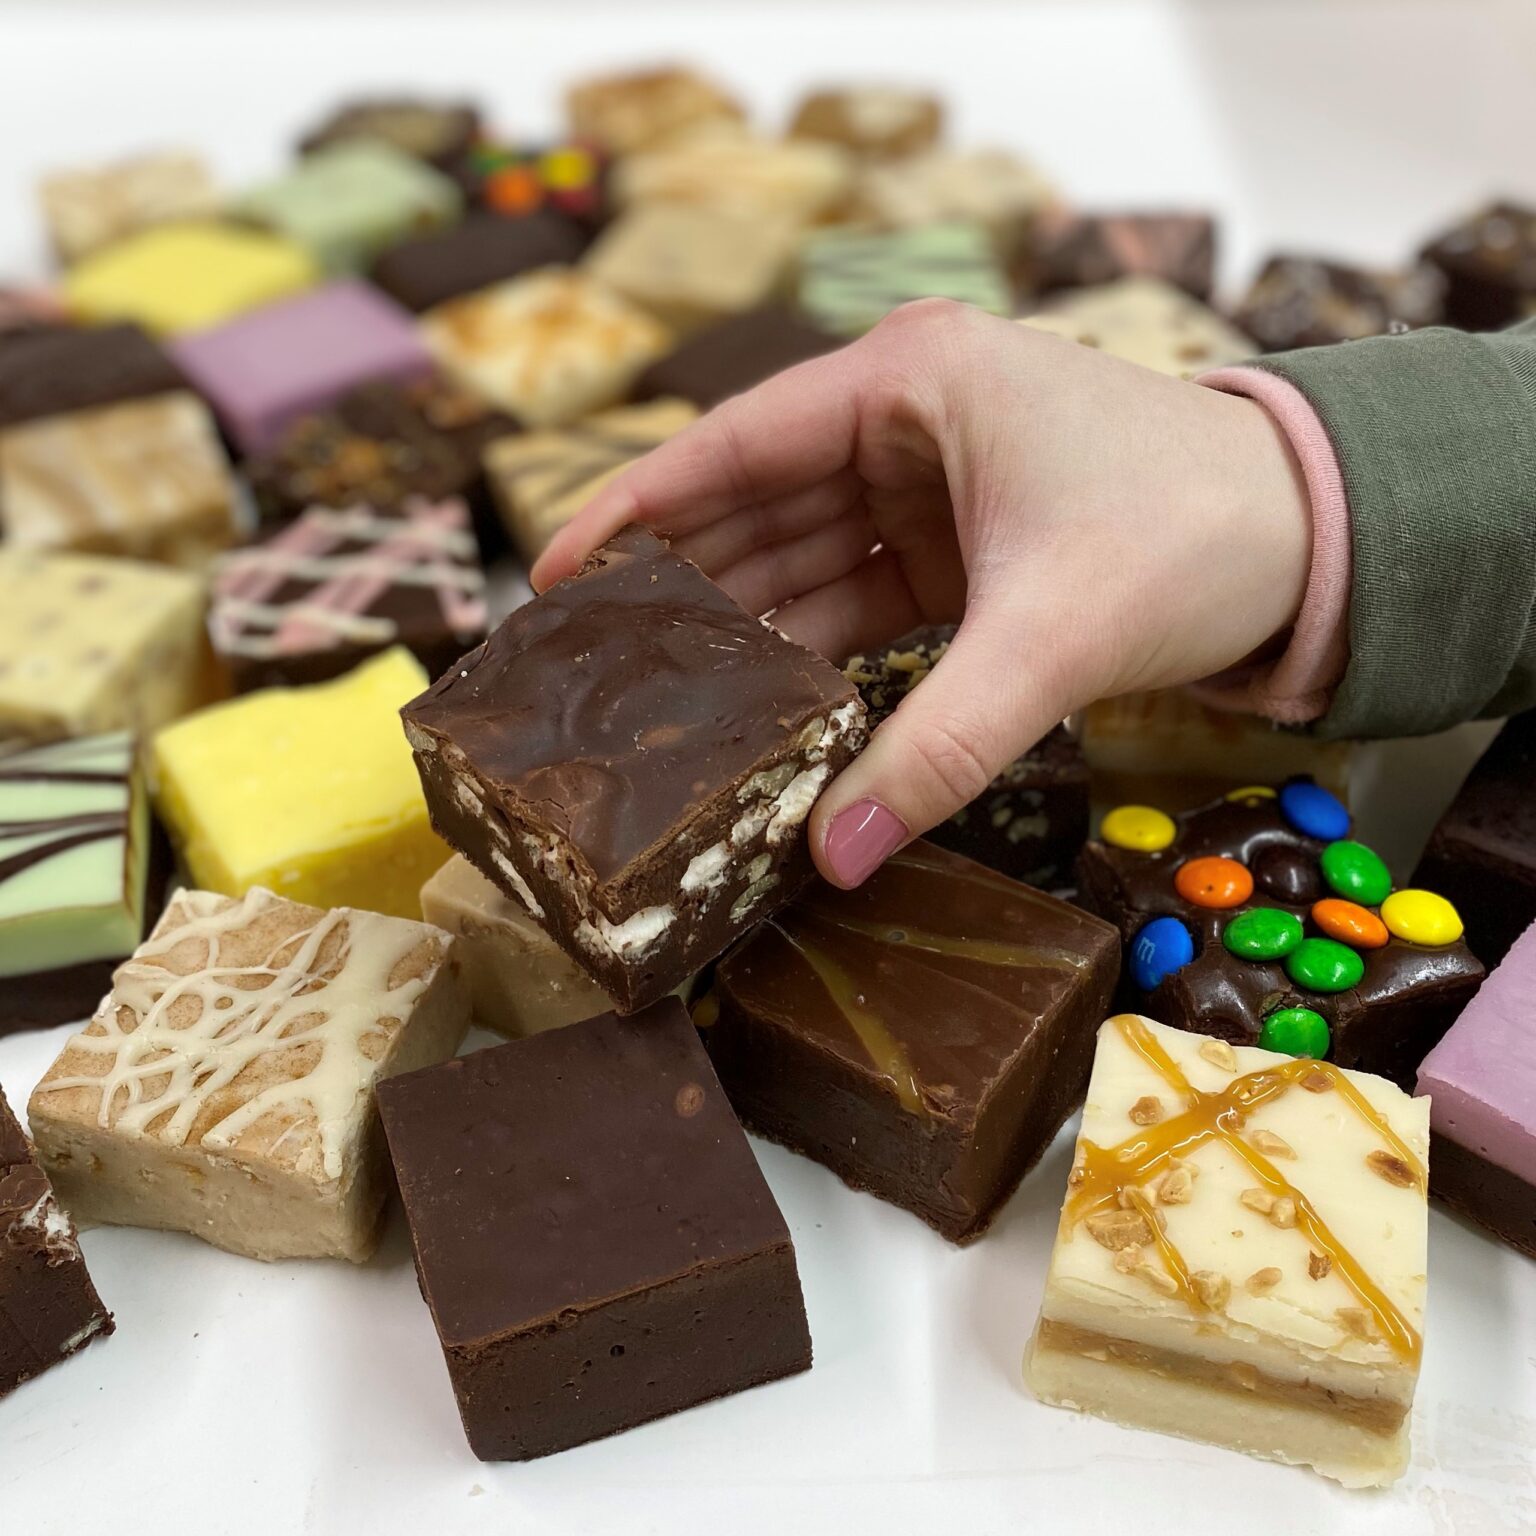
[533,300,1311,888]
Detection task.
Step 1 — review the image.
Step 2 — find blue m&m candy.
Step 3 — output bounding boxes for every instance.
[1130,916,1195,991]
[1278,778,1350,842]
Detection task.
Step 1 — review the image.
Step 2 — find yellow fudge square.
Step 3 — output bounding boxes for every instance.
[64,220,317,336]
[152,647,448,919]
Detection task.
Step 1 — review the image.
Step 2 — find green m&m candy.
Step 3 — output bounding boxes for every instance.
[1258,1006,1331,1058]
[1222,906,1304,962]
[1285,936,1365,993]
[1319,839,1391,907]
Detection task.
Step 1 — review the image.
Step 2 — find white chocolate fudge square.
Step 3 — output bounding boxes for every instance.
[1024,1014,1428,1488]
[39,149,219,264]
[28,886,469,1263]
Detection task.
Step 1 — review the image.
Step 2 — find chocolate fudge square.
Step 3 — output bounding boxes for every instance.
[0,322,184,429]
[377,999,812,1460]
[401,525,867,1012]
[701,839,1121,1242]
[1233,254,1445,351]
[1413,710,1536,968]
[1420,202,1536,331]
[2,1085,113,1397]
[1025,211,1217,301]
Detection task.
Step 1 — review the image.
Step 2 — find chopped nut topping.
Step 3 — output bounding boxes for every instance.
[1245,1267,1283,1296]
[1116,1188,1136,1210]
[1112,1244,1144,1275]
[1308,1251,1332,1281]
[1191,1270,1231,1310]
[1239,1187,1276,1216]
[1136,1264,1179,1296]
[1067,1163,1085,1188]
[884,649,927,673]
[1128,1095,1164,1126]
[1086,1209,1154,1251]
[1336,1307,1377,1340]
[1251,1129,1295,1159]
[1199,1038,1238,1073]
[1300,1069,1334,1094]
[1366,1150,1415,1187]
[1156,1167,1194,1205]
[1269,1196,1298,1229]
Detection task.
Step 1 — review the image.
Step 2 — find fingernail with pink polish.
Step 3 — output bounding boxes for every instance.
[823,799,908,888]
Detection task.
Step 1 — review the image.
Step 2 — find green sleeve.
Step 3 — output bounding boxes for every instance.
[1250,320,1536,739]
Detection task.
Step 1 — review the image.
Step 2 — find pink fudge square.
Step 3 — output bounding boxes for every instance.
[172,280,433,455]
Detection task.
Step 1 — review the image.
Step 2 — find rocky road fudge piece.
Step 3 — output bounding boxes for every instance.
[701,839,1119,1241]
[846,624,1087,887]
[634,304,842,408]
[0,322,185,429]
[0,550,213,745]
[788,86,943,159]
[173,280,434,456]
[799,221,1014,338]
[1412,709,1536,967]
[420,854,611,1035]
[0,392,239,566]
[1023,277,1255,378]
[1026,1014,1429,1488]
[1417,921,1536,1256]
[483,397,698,563]
[565,66,746,156]
[378,998,811,1459]
[420,268,671,427]
[401,525,867,1012]
[63,221,316,336]
[28,885,469,1262]
[1420,201,1536,330]
[1,1086,113,1397]
[39,149,219,264]
[1024,211,1217,300]
[1233,254,1445,350]
[154,647,448,920]
[1077,781,1484,1087]
[0,734,159,1037]
[299,96,482,173]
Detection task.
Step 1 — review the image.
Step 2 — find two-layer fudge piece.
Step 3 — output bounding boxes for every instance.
[401,526,867,1012]
[788,87,943,159]
[1417,920,1536,1256]
[634,305,843,408]
[483,398,698,562]
[154,647,449,919]
[565,66,746,155]
[0,734,160,1036]
[377,999,811,1459]
[701,839,1119,1241]
[28,885,469,1262]
[1233,255,1445,350]
[1077,781,1484,1087]
[1,1086,113,1397]
[1025,1015,1429,1488]
[173,281,434,456]
[1420,202,1536,330]
[0,550,214,744]
[38,150,219,264]
[1412,709,1536,967]
[299,96,482,175]
[0,322,186,428]
[209,498,487,692]
[1023,211,1217,300]
[845,624,1088,887]
[420,855,611,1036]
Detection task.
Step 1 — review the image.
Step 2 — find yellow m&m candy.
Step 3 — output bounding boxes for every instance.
[1380,889,1464,947]
[1225,785,1277,804]
[1101,804,1176,853]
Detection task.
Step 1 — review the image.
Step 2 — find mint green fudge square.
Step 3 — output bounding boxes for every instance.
[799,221,1014,337]
[237,141,461,276]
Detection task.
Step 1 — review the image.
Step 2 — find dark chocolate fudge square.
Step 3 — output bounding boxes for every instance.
[700,839,1121,1243]
[0,322,185,429]
[845,624,1087,887]
[1421,202,1536,331]
[401,525,867,1012]
[371,211,590,313]
[1413,709,1536,967]
[377,1000,811,1460]
[634,305,843,410]
[299,96,482,174]
[1233,254,1445,351]
[1024,211,1216,300]
[1077,781,1484,1088]
[1,1085,113,1397]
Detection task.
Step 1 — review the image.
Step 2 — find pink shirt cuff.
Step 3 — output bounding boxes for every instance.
[1191,367,1353,725]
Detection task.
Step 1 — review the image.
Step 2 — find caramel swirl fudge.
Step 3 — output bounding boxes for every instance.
[28,886,469,1262]
[1024,1015,1429,1488]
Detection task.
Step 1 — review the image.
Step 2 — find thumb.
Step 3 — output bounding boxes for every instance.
[810,603,1065,889]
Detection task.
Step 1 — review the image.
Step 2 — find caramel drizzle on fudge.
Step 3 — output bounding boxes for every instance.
[1066,1014,1423,1362]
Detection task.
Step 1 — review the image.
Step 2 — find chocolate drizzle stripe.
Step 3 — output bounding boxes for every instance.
[0,819,123,885]
[0,769,125,785]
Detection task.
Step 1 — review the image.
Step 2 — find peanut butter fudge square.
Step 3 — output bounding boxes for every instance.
[28,885,469,1262]
[1025,1015,1429,1488]
[401,526,867,1012]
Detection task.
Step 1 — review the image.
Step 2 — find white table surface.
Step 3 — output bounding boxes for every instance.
[2,4,1535,1532]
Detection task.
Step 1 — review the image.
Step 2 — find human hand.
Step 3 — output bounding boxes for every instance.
[532,299,1311,889]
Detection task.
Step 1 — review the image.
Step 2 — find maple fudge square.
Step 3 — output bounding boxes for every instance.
[0,550,212,745]
[856,148,1055,256]
[0,392,239,566]
[1025,1015,1428,1488]
[789,87,944,160]
[172,281,434,456]
[420,268,671,427]
[28,886,469,1262]
[153,647,449,920]
[39,149,219,264]
[401,526,867,1012]
[565,66,746,155]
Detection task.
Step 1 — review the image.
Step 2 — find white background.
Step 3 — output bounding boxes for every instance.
[2,3,1534,1533]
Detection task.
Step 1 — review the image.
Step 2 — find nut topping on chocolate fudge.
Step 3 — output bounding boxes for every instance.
[401,525,867,1011]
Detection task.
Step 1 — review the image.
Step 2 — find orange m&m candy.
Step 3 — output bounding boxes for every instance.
[1312,898,1389,949]
[1174,856,1253,909]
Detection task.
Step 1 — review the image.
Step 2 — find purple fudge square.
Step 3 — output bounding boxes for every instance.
[172,280,434,455]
